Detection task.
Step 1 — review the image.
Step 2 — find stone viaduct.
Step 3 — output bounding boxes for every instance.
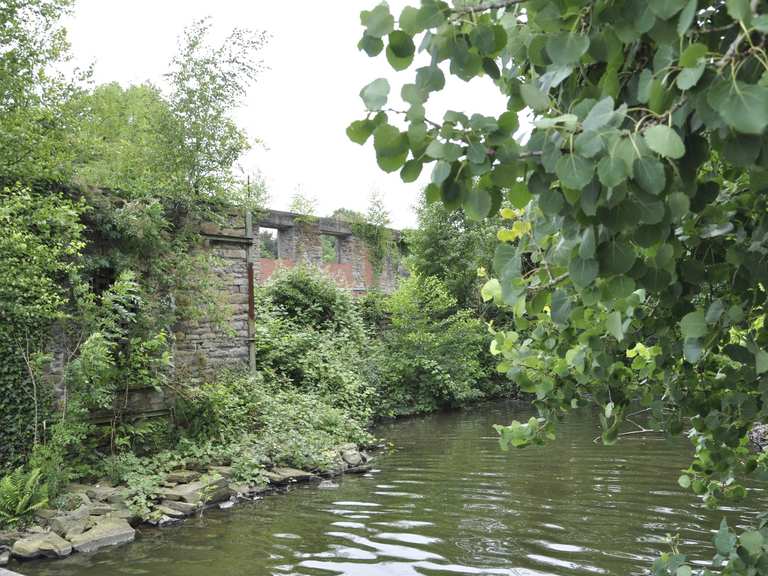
[173,208,402,378]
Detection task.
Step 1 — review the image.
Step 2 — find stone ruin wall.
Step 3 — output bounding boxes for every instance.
[173,209,402,380]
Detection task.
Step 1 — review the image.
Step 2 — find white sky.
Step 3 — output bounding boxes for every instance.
[63,0,507,228]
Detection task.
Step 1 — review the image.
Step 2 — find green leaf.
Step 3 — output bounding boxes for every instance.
[715,519,737,556]
[634,157,666,195]
[386,44,414,71]
[756,349,768,375]
[360,78,390,111]
[400,160,422,183]
[551,289,572,324]
[481,278,502,302]
[398,6,421,35]
[373,123,408,172]
[545,33,590,66]
[727,0,751,22]
[754,14,768,32]
[431,161,451,184]
[676,63,705,91]
[599,240,636,275]
[644,125,686,159]
[708,81,768,135]
[606,311,624,340]
[569,257,599,288]
[358,34,384,57]
[579,227,596,259]
[684,338,703,363]
[508,182,532,208]
[679,43,707,67]
[415,66,445,93]
[555,154,595,189]
[680,310,707,338]
[634,191,666,224]
[362,4,395,38]
[575,131,604,158]
[582,96,615,132]
[677,0,698,35]
[521,83,550,113]
[740,530,764,556]
[668,192,690,220]
[464,188,492,220]
[678,474,691,488]
[598,156,629,188]
[346,119,375,145]
[649,0,687,20]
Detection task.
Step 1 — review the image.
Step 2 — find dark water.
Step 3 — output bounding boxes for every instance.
[16,402,767,576]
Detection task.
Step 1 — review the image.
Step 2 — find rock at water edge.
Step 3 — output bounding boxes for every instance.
[68,518,135,553]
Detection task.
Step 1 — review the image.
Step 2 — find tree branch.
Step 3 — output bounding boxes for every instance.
[453,0,528,16]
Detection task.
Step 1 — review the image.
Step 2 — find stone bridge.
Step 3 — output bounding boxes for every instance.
[174,208,402,377]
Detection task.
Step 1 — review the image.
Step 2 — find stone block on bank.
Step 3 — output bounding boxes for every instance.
[158,474,229,504]
[68,518,135,553]
[12,532,72,559]
[160,500,200,515]
[266,468,316,485]
[166,470,200,484]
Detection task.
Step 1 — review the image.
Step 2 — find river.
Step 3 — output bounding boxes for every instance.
[16,401,766,576]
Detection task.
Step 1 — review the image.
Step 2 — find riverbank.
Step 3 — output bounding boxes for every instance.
[1,443,372,569]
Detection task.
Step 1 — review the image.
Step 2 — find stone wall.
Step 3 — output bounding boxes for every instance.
[173,208,403,379]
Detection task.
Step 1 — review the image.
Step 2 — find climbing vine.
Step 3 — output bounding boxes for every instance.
[0,185,85,470]
[352,0,768,572]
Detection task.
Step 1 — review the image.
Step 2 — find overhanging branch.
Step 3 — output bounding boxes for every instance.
[452,0,528,16]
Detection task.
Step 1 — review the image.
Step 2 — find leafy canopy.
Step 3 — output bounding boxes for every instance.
[351,0,768,572]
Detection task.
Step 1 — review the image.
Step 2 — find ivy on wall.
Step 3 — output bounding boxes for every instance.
[0,185,85,470]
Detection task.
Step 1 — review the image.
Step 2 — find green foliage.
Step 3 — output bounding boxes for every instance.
[0,468,49,529]
[354,0,768,569]
[406,194,499,309]
[371,275,495,415]
[266,266,362,333]
[0,184,85,470]
[177,372,372,472]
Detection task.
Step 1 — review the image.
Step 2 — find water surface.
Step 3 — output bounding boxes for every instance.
[17,402,766,576]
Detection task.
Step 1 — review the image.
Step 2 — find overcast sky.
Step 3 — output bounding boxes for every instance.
[63,1,507,228]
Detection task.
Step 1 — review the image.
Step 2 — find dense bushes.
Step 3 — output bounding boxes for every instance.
[368,275,500,416]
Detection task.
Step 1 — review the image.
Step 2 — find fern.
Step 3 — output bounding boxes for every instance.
[0,468,49,528]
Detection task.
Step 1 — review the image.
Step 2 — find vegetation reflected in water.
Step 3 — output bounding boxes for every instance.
[17,402,767,576]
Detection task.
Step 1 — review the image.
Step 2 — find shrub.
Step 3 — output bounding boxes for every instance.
[0,468,49,529]
[266,266,361,333]
[372,275,495,415]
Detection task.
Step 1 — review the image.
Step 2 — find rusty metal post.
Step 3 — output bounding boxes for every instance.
[245,208,256,374]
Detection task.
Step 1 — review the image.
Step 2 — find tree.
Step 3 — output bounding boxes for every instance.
[407,193,499,309]
[0,0,84,185]
[351,1,768,572]
[166,18,268,209]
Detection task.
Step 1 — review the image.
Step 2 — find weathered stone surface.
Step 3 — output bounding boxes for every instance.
[208,466,234,479]
[50,515,87,540]
[105,488,131,505]
[166,470,200,483]
[86,485,118,503]
[87,503,115,515]
[0,546,9,566]
[341,448,363,468]
[0,532,23,547]
[12,532,72,559]
[160,500,200,515]
[33,508,59,525]
[68,518,135,553]
[155,505,187,519]
[266,467,315,484]
[158,475,229,504]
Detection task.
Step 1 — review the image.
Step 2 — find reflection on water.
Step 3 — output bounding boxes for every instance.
[16,402,767,576]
